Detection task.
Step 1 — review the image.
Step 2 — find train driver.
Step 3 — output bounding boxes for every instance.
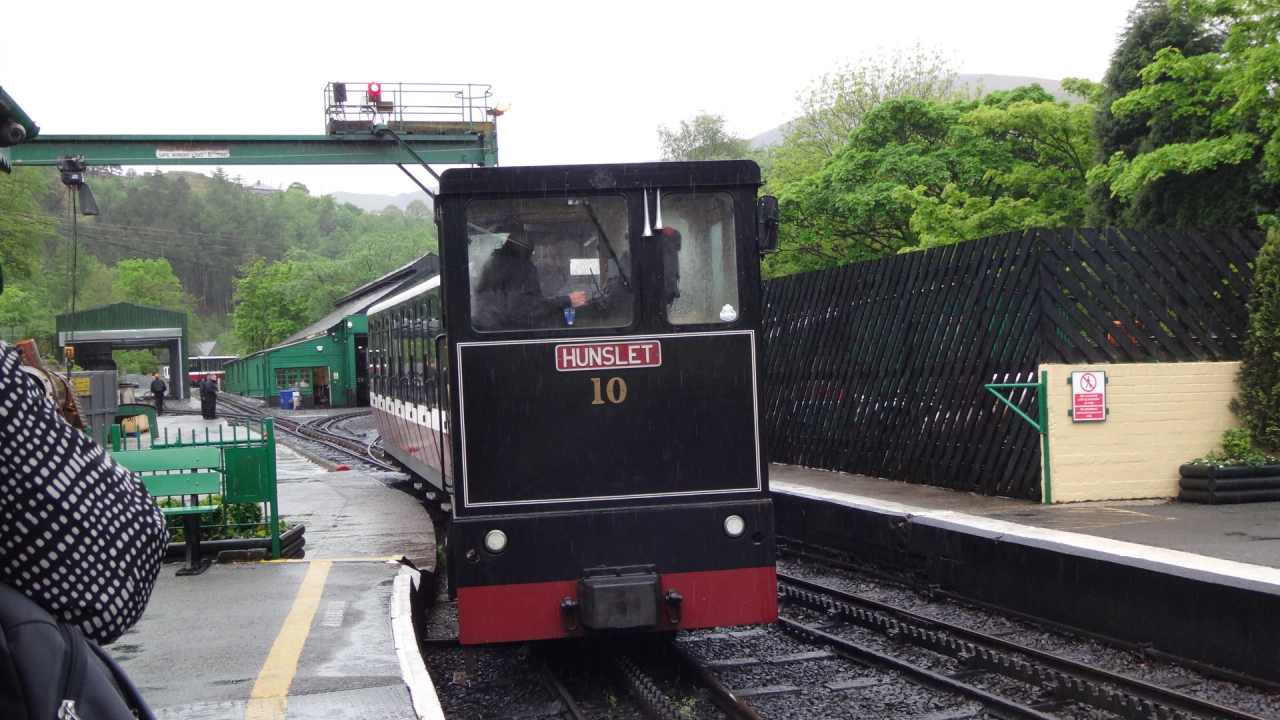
[473,221,587,331]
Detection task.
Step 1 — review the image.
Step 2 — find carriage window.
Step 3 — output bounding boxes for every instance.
[467,196,631,332]
[661,192,739,325]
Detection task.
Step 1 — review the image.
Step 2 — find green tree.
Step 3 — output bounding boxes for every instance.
[0,282,53,347]
[769,44,964,190]
[1091,0,1280,226]
[45,245,117,313]
[1232,229,1280,448]
[903,84,1097,248]
[767,86,1095,274]
[658,112,752,161]
[231,259,311,352]
[113,258,196,311]
[0,168,56,280]
[405,199,431,219]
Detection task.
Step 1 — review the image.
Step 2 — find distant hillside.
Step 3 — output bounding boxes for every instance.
[328,190,434,213]
[749,74,1080,147]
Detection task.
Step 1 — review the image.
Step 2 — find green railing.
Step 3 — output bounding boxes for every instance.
[984,372,1052,504]
[109,418,281,558]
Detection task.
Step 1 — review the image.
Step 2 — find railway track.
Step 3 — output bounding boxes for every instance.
[775,573,1262,720]
[205,396,398,472]
[668,571,1274,720]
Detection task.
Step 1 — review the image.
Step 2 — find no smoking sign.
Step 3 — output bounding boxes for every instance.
[1070,371,1107,422]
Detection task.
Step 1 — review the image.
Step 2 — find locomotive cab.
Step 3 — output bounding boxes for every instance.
[436,161,777,644]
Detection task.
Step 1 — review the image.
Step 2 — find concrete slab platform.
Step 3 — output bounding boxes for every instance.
[771,465,1280,569]
[107,403,438,719]
[770,464,1280,684]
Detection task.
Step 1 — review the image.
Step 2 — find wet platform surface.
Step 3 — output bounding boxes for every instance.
[772,464,1280,569]
[109,401,435,719]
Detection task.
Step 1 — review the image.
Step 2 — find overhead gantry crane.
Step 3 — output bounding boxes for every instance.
[1,82,502,196]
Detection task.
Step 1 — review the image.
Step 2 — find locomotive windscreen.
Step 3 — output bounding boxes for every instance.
[467,196,632,332]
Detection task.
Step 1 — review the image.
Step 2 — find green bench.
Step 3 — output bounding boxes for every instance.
[112,446,224,576]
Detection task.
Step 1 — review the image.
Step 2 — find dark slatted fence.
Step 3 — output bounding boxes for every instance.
[762,227,1266,499]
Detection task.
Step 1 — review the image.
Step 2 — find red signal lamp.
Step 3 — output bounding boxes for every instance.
[366,82,382,104]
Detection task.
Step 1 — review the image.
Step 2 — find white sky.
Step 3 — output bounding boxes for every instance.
[4,0,1134,197]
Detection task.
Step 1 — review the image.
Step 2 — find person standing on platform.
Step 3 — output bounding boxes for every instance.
[198,374,219,419]
[149,373,166,416]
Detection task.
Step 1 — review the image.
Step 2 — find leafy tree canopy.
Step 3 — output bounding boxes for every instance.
[1091,0,1280,226]
[0,168,56,280]
[658,112,753,161]
[768,44,965,191]
[766,85,1097,275]
[113,258,196,311]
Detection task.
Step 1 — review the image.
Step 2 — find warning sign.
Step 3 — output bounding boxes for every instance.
[156,145,230,159]
[1071,371,1106,422]
[71,377,92,397]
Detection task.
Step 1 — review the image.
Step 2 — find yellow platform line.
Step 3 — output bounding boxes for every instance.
[265,556,403,564]
[244,560,333,720]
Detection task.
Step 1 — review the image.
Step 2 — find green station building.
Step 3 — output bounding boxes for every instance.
[225,254,437,408]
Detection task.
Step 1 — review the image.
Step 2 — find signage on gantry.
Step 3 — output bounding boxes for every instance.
[1070,370,1107,422]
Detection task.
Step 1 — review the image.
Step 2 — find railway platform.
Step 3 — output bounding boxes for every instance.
[107,404,441,720]
[771,464,1280,687]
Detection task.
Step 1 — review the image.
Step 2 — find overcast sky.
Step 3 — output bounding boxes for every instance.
[5,0,1134,197]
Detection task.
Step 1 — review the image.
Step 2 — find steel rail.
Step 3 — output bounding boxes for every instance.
[777,542,1280,694]
[538,660,589,720]
[215,397,398,472]
[779,573,1263,720]
[668,643,766,720]
[777,617,1061,720]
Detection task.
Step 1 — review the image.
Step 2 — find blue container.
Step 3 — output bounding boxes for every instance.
[279,390,295,409]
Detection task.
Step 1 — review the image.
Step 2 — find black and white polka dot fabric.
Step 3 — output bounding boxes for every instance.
[0,342,167,644]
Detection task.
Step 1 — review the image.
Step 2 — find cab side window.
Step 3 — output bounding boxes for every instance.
[661,192,739,325]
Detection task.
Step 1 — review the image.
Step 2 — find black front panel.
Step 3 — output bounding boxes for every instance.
[457,331,759,508]
[452,499,774,588]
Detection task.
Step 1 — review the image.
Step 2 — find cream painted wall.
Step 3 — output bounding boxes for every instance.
[1041,362,1240,502]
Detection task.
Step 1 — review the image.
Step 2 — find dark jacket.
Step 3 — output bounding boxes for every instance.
[149,377,166,395]
[198,379,218,398]
[473,247,570,330]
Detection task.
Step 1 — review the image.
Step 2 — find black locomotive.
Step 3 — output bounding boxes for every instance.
[369,160,779,643]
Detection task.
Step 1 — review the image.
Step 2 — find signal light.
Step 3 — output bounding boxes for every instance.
[367,82,382,104]
[332,82,347,103]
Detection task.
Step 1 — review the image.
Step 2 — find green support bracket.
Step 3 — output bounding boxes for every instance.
[984,371,1052,504]
[10,132,497,168]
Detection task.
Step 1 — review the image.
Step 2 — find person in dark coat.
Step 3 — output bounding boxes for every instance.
[473,222,586,331]
[149,373,166,416]
[198,374,219,419]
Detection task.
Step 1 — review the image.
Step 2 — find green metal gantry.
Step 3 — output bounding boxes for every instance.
[9,128,497,169]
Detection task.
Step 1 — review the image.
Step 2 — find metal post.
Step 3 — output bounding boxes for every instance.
[265,418,281,560]
[1039,371,1052,505]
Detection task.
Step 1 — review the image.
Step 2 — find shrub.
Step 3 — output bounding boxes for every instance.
[1231,229,1280,450]
[1192,428,1275,466]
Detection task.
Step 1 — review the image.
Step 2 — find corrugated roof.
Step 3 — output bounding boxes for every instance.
[55,302,188,335]
[277,283,402,345]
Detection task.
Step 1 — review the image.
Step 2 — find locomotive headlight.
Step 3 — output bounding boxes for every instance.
[723,515,746,538]
[483,529,508,554]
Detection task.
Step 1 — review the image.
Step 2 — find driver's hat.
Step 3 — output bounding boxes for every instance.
[494,221,533,252]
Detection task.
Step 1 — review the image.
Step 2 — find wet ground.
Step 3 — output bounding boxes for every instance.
[107,400,435,719]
